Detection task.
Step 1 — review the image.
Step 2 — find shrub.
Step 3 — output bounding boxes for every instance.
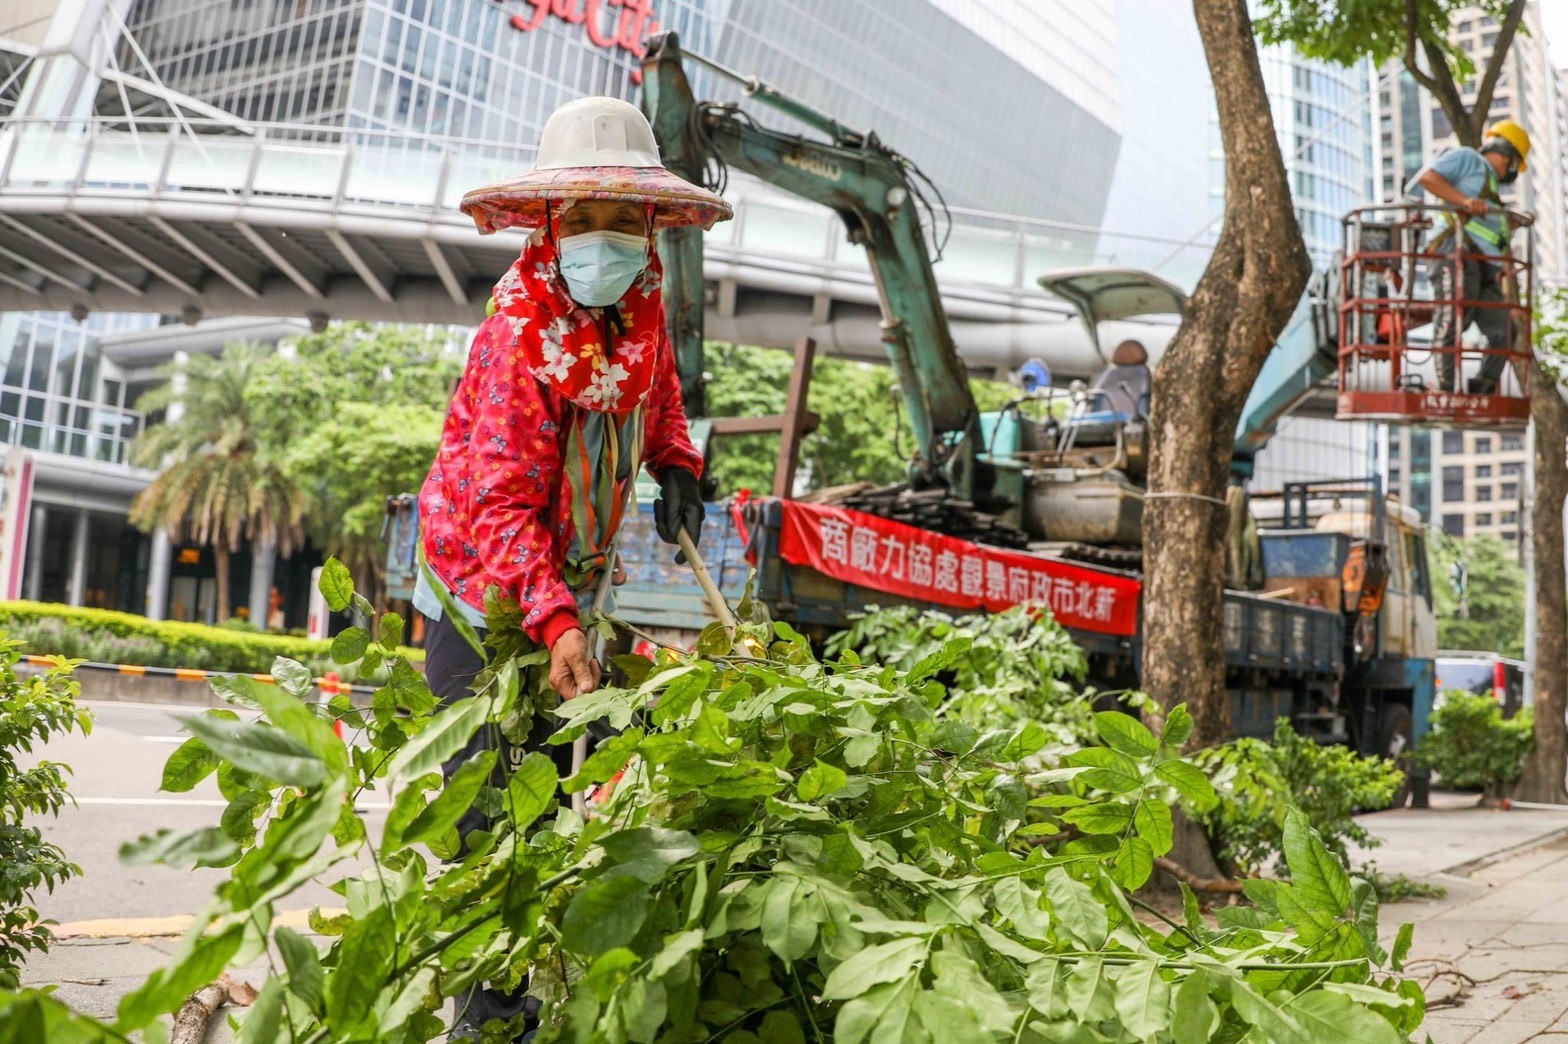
[0,601,422,675]
[1415,691,1533,798]
[0,638,89,987]
[1194,718,1405,878]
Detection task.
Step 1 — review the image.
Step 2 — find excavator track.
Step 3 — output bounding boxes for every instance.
[825,484,1030,549]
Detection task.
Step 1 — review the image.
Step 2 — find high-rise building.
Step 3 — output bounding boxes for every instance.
[1386,425,1526,540]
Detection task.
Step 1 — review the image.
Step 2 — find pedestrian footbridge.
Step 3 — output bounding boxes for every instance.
[0,27,1206,380]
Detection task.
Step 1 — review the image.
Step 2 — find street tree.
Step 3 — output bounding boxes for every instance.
[1429,533,1526,659]
[1255,0,1567,803]
[1141,0,1311,748]
[247,323,464,602]
[130,344,305,622]
[1517,290,1568,803]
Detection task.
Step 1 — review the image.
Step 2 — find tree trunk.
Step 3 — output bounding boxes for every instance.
[1142,0,1312,749]
[214,545,232,623]
[1514,374,1568,803]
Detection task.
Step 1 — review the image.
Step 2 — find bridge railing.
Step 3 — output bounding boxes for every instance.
[0,117,1213,294]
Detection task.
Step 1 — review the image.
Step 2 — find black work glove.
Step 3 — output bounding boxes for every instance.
[654,468,704,564]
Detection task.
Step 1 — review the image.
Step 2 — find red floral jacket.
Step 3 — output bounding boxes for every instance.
[418,313,703,647]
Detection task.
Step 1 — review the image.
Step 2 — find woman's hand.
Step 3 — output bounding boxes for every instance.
[549,628,600,700]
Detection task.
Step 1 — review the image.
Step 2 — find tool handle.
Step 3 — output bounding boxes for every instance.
[572,547,618,819]
[678,530,737,629]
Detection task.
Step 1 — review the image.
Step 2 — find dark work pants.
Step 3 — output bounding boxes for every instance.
[1429,257,1512,392]
[423,612,574,1040]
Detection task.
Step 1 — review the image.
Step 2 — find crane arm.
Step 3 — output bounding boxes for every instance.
[641,32,983,499]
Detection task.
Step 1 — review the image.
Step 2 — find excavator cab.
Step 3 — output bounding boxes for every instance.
[1336,202,1534,427]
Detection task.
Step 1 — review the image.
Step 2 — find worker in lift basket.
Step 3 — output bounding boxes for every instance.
[1406,119,1533,395]
[415,95,731,1041]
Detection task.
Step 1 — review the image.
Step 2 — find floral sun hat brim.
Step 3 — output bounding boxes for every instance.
[460,165,733,234]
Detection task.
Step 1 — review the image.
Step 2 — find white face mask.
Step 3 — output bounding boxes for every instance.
[557,230,650,307]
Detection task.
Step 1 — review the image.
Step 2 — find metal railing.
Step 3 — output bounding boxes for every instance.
[0,115,1216,294]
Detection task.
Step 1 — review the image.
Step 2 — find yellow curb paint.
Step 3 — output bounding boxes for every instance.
[118,664,147,676]
[51,908,347,940]
[173,668,207,682]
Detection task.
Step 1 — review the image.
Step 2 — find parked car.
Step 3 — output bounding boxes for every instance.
[1435,651,1527,717]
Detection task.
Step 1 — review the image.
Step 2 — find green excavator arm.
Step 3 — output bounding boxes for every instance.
[640,32,984,501]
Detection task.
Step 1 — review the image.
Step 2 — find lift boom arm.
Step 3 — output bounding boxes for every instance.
[640,33,983,500]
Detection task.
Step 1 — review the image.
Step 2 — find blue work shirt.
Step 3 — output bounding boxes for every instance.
[1406,147,1509,259]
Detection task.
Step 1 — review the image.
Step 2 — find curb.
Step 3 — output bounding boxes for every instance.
[51,908,346,941]
[21,654,379,694]
[1440,821,1568,878]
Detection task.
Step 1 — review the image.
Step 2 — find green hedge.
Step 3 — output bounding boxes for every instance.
[0,601,422,675]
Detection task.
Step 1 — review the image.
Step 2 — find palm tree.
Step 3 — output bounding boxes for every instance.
[130,344,305,622]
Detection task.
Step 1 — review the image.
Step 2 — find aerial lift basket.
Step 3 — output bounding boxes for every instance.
[1336,202,1533,428]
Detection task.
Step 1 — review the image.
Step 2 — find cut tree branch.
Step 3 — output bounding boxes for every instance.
[1470,0,1528,143]
[1155,856,1246,894]
[171,974,256,1044]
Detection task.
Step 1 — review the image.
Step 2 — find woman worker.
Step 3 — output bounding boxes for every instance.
[412,96,731,1039]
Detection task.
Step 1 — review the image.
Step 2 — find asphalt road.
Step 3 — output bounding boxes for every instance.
[25,701,388,926]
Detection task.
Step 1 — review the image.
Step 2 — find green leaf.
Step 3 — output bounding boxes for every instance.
[384,696,488,783]
[1025,960,1066,1020]
[1287,989,1403,1044]
[252,677,347,775]
[1112,960,1171,1040]
[694,620,733,658]
[271,656,315,699]
[758,1010,806,1044]
[1284,808,1353,917]
[1065,746,1143,792]
[999,721,1049,761]
[119,828,237,869]
[907,636,973,682]
[209,675,264,709]
[761,875,818,964]
[275,926,324,1012]
[378,611,405,651]
[1134,799,1174,855]
[797,759,848,801]
[1154,759,1217,810]
[1171,970,1217,1044]
[834,973,917,1044]
[931,951,1013,1034]
[319,557,354,612]
[159,736,220,793]
[325,903,395,1034]
[821,936,926,1001]
[1162,704,1194,748]
[1111,836,1155,890]
[116,922,243,1029]
[1044,868,1106,950]
[1321,982,1416,1010]
[564,728,643,794]
[1228,978,1309,1044]
[648,928,704,979]
[330,626,370,665]
[1065,956,1114,1022]
[175,713,326,788]
[562,876,650,956]
[601,827,700,884]
[1062,801,1133,835]
[405,750,494,845]
[1391,922,1414,971]
[1095,711,1158,757]
[234,975,284,1044]
[506,752,560,830]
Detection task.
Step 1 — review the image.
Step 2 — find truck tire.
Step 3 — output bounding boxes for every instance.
[1379,701,1414,809]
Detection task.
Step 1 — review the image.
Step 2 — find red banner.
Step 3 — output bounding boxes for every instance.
[777,501,1140,637]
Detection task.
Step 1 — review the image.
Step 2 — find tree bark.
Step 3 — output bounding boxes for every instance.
[1142,0,1312,749]
[1514,375,1568,803]
[214,545,232,623]
[1403,0,1526,150]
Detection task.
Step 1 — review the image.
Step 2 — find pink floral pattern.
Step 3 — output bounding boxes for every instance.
[461,164,732,234]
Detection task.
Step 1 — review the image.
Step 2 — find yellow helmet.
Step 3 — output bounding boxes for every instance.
[1486,119,1532,171]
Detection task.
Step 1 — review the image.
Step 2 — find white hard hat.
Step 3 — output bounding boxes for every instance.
[461,95,732,234]
[535,97,661,170]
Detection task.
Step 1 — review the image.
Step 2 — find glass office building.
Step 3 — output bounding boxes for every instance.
[6,0,1155,621]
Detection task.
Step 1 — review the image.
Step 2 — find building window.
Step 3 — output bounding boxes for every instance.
[1475,436,1492,454]
[1502,530,1517,541]
[1502,482,1518,499]
[1389,467,1402,486]
[1502,461,1523,476]
[1442,431,1464,454]
[1443,514,1465,536]
[1442,465,1465,500]
[1476,464,1492,478]
[1476,486,1492,502]
[1502,434,1524,451]
[1476,513,1492,525]
[1503,511,1518,524]
[1388,439,1401,459]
